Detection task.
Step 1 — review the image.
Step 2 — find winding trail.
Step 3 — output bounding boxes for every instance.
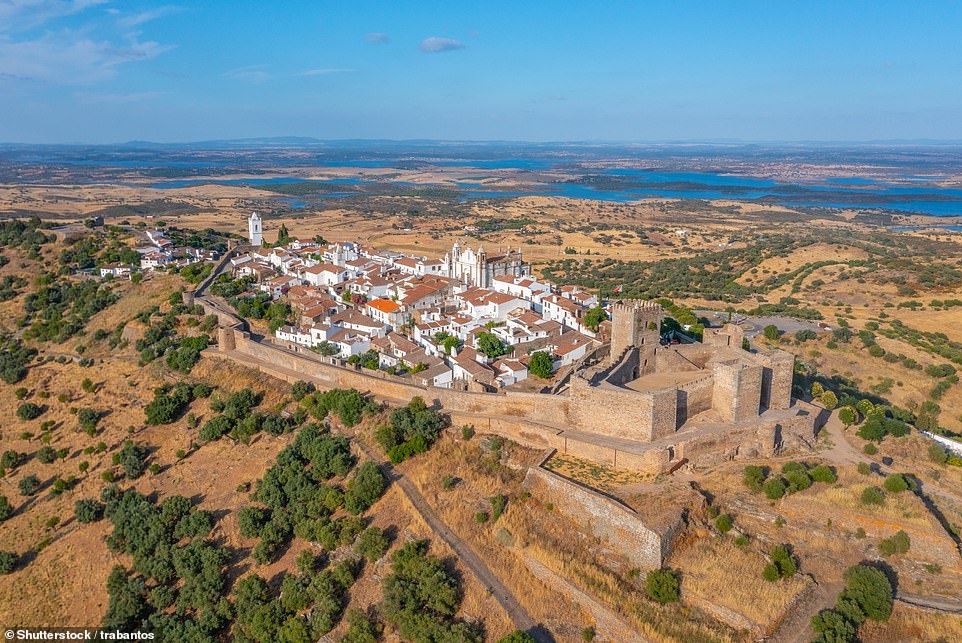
[351,438,548,641]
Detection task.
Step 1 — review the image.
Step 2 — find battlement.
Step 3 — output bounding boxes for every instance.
[610,299,663,361]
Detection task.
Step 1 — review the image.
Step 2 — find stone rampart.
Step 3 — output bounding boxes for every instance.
[522,465,681,569]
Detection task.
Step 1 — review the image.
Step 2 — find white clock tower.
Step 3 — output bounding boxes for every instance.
[248,212,262,246]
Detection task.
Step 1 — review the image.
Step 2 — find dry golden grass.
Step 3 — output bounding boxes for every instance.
[668,536,812,634]
[859,602,962,643]
[398,435,745,641]
[543,453,653,491]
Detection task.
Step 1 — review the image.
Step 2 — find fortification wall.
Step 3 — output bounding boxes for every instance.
[523,466,679,569]
[756,350,794,411]
[676,374,714,425]
[569,379,654,441]
[602,347,640,386]
[711,362,763,423]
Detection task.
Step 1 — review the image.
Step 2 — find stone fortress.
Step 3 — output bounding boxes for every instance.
[195,256,820,569]
[569,300,799,444]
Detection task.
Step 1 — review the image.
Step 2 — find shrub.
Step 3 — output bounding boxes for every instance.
[810,464,837,483]
[784,470,813,493]
[763,478,787,499]
[490,494,507,521]
[743,465,766,491]
[645,568,680,603]
[928,443,949,464]
[0,496,12,522]
[857,462,871,475]
[771,544,797,577]
[762,563,780,582]
[291,380,315,401]
[1,450,23,471]
[19,474,40,496]
[498,631,536,643]
[860,486,885,506]
[734,534,749,546]
[715,514,733,533]
[342,607,381,643]
[863,443,878,455]
[581,626,596,642]
[0,551,17,574]
[36,446,57,464]
[883,473,912,493]
[74,499,105,523]
[474,511,489,524]
[16,402,43,420]
[878,530,910,556]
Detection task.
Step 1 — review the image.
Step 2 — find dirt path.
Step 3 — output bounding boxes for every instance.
[821,412,962,509]
[769,580,842,643]
[351,438,549,641]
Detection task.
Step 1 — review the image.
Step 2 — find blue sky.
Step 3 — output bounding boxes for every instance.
[2,0,962,143]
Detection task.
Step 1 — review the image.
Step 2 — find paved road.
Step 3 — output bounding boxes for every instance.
[351,438,548,640]
[696,310,825,338]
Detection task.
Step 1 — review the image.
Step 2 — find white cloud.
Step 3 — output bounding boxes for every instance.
[116,5,182,29]
[298,68,354,76]
[0,32,172,83]
[365,32,389,44]
[74,89,165,103]
[0,0,109,32]
[418,36,465,53]
[224,64,269,83]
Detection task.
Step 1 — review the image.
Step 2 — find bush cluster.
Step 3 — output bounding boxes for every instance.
[743,462,836,500]
[382,540,482,642]
[811,564,893,642]
[375,396,448,464]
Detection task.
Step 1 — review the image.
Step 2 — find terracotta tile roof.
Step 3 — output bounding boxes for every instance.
[367,298,401,314]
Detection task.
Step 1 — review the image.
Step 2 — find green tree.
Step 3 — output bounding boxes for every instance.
[820,391,838,410]
[763,325,780,341]
[344,462,387,515]
[0,551,17,574]
[75,498,105,523]
[0,495,12,522]
[842,564,893,621]
[583,305,609,332]
[528,351,553,379]
[19,474,40,496]
[838,406,858,427]
[476,332,508,358]
[356,526,389,562]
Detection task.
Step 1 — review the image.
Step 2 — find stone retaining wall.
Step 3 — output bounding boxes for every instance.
[522,465,682,569]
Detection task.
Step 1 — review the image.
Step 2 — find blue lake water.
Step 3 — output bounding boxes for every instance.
[141,166,962,217]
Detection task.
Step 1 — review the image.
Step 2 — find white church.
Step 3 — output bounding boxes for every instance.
[248,212,262,246]
[444,240,529,288]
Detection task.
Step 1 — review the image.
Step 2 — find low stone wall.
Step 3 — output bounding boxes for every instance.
[522,465,681,569]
